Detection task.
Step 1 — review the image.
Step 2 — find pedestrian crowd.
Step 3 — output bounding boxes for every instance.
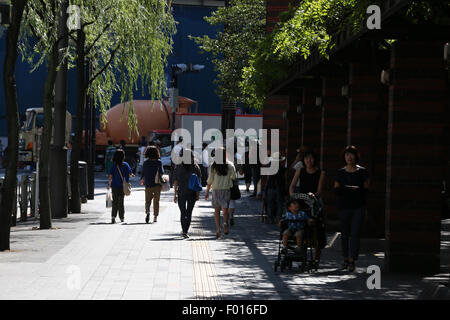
[104,137,370,271]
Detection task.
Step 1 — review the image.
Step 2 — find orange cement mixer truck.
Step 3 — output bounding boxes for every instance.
[94,96,196,173]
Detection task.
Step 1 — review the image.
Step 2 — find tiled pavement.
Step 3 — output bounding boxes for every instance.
[0,174,448,300]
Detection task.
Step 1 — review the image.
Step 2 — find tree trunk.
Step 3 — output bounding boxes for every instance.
[51,0,69,219]
[70,29,86,213]
[0,0,27,251]
[39,43,59,229]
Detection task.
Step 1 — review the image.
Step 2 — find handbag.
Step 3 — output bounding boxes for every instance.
[188,173,203,192]
[161,174,170,192]
[154,166,167,185]
[230,179,241,200]
[117,165,131,196]
[106,190,112,208]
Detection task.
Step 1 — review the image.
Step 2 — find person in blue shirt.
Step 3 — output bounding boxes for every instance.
[107,149,134,223]
[140,146,165,224]
[279,199,313,252]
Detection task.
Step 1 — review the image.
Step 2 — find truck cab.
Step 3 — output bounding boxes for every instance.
[18,108,72,167]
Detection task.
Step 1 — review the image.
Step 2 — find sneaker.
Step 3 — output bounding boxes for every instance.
[111,218,116,224]
[153,217,157,223]
[182,233,189,239]
[120,218,124,223]
[145,214,150,224]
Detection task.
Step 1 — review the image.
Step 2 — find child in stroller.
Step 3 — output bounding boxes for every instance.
[274,195,325,272]
[274,198,314,272]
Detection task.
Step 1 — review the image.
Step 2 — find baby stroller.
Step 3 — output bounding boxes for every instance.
[273,193,324,273]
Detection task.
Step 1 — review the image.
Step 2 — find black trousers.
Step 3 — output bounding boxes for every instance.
[200,165,208,187]
[111,187,125,220]
[178,193,196,234]
[251,166,261,195]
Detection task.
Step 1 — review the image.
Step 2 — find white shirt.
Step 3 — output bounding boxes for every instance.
[202,149,209,167]
[139,146,146,166]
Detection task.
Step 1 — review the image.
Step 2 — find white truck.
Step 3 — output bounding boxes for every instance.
[18,108,72,167]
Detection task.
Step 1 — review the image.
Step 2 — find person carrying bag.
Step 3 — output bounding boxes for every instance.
[141,146,165,223]
[173,149,202,238]
[107,149,134,223]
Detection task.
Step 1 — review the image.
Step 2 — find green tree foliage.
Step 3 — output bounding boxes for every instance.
[240,0,450,110]
[190,0,265,104]
[19,0,176,221]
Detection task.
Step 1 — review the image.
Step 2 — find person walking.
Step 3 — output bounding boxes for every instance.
[205,147,236,238]
[264,152,287,224]
[104,140,116,175]
[140,146,164,223]
[334,145,370,272]
[173,149,202,238]
[200,143,210,187]
[289,149,326,266]
[249,140,261,197]
[107,149,134,223]
[242,139,252,193]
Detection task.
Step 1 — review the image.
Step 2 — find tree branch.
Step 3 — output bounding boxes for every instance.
[86,45,119,88]
[85,22,112,55]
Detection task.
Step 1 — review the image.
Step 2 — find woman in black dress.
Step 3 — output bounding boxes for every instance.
[289,150,326,265]
[334,145,370,272]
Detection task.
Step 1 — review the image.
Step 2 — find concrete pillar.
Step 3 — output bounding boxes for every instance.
[347,57,389,237]
[321,75,348,221]
[301,82,322,154]
[385,40,447,273]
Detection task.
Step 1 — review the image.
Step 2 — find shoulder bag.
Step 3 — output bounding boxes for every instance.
[117,165,131,196]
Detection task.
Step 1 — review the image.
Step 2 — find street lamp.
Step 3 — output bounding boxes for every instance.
[341,85,350,98]
[380,69,391,85]
[0,1,11,25]
[444,43,449,67]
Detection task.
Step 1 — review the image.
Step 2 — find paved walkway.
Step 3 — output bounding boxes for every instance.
[0,174,448,299]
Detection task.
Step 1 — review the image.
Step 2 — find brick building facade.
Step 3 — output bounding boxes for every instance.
[263,0,449,273]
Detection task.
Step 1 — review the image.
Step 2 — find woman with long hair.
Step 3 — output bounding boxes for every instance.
[205,147,237,238]
[173,148,202,238]
[107,149,134,223]
[334,145,370,272]
[140,145,164,223]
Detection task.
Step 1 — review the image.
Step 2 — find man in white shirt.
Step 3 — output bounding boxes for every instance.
[200,143,209,186]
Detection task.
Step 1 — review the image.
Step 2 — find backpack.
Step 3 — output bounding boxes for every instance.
[188,173,202,192]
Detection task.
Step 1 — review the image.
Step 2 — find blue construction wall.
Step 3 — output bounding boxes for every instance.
[0,5,259,138]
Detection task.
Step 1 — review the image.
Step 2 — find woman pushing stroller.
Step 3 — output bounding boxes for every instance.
[289,149,326,266]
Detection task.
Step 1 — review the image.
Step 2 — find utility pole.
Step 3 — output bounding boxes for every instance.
[50,0,69,218]
[84,60,95,200]
[170,63,205,133]
[220,0,236,137]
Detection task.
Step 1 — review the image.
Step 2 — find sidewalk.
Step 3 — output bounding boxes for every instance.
[0,174,448,299]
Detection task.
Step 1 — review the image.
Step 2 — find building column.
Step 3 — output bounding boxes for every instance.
[321,75,348,221]
[348,57,389,237]
[385,40,447,273]
[301,82,322,154]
